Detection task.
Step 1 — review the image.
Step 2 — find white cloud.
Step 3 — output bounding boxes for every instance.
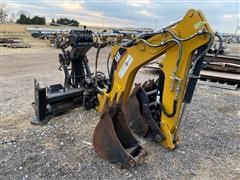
[44,0,84,12]
[125,0,152,8]
[8,1,48,11]
[223,14,240,21]
[44,1,140,27]
[54,12,134,28]
[137,9,156,17]
[43,1,104,19]
[126,0,158,22]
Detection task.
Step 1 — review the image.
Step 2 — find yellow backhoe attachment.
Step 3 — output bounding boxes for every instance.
[93,9,215,167]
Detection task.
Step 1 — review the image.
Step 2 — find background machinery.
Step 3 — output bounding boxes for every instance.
[32,9,216,167]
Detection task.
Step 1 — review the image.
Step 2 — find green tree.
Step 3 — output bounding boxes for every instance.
[56,17,79,26]
[30,16,46,25]
[16,14,30,24]
[16,14,46,25]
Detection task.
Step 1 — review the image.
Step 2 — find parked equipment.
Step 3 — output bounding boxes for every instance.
[32,9,216,167]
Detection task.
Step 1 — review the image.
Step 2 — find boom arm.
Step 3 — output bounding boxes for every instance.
[97,9,214,147]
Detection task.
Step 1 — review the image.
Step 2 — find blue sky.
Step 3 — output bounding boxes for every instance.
[8,0,240,33]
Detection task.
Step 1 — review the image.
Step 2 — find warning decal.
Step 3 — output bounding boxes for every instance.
[118,55,133,79]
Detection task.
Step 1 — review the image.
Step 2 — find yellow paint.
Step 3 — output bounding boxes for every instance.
[96,9,214,149]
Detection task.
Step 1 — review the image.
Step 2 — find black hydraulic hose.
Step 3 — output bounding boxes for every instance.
[202,32,223,68]
[183,46,207,103]
[159,100,178,118]
[95,46,101,86]
[83,56,92,77]
[189,31,214,74]
[165,30,215,75]
[155,30,213,116]
[184,32,214,103]
[156,69,177,118]
[106,52,111,77]
[156,70,177,118]
[139,35,184,118]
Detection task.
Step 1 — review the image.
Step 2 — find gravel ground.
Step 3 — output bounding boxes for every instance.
[0,46,240,179]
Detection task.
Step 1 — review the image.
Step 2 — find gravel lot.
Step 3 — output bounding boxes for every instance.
[0,45,240,179]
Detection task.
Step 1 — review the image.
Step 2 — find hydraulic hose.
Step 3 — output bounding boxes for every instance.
[95,46,101,86]
[106,52,111,77]
[189,31,214,75]
[160,99,178,118]
[141,30,214,117]
[139,36,182,118]
[184,32,214,103]
[140,38,183,73]
[165,29,200,42]
[202,32,223,68]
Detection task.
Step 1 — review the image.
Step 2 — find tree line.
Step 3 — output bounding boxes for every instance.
[51,17,79,26]
[16,14,79,26]
[16,14,46,25]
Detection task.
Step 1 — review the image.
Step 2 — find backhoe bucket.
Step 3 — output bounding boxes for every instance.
[93,95,147,168]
